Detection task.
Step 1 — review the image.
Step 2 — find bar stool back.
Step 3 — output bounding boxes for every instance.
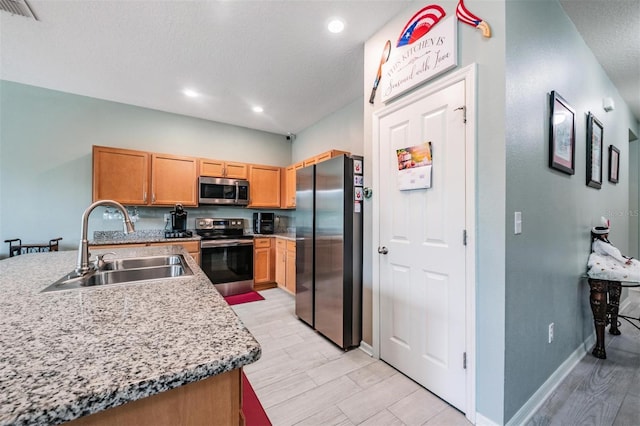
[4,238,62,257]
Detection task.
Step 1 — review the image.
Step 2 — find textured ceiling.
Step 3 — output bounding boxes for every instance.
[0,1,638,138]
[559,0,640,122]
[0,0,409,135]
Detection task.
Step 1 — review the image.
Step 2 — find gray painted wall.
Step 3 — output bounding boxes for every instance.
[630,138,639,259]
[505,0,640,422]
[292,98,364,163]
[0,81,292,256]
[364,0,507,422]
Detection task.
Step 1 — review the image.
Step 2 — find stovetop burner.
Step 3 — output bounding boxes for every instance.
[165,230,193,239]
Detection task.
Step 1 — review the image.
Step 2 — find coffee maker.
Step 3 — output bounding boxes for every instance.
[166,204,192,238]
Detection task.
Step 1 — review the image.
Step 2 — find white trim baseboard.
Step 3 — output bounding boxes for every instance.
[505,334,596,426]
[475,412,500,426]
[359,341,374,357]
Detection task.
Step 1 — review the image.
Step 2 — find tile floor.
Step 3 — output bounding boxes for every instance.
[232,288,470,426]
[232,288,640,426]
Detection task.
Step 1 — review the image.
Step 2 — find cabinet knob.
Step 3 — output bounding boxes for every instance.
[378,246,388,255]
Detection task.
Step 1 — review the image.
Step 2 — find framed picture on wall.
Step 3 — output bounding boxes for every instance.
[548,91,576,175]
[586,112,603,189]
[608,145,620,184]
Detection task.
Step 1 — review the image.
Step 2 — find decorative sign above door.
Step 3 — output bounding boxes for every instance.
[380,14,457,103]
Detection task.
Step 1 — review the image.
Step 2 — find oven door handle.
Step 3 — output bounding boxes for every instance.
[201,240,254,248]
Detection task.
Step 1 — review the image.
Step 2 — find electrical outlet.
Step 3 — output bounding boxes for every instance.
[164,213,171,223]
[548,323,554,343]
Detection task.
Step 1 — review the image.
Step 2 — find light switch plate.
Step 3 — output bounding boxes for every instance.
[514,211,522,234]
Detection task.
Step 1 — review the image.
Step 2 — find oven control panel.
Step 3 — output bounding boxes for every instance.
[196,218,244,230]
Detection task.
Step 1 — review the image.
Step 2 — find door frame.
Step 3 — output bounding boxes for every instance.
[371,64,477,423]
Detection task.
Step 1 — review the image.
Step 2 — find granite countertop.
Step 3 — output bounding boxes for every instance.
[0,246,261,426]
[90,229,201,245]
[250,233,297,241]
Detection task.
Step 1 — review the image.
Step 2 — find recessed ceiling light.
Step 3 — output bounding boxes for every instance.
[252,106,264,113]
[182,89,200,98]
[328,19,344,34]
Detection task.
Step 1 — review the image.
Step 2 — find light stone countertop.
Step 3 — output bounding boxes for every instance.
[90,229,201,245]
[0,246,261,426]
[250,233,297,241]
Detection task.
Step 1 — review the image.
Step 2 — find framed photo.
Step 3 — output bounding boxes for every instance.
[608,145,620,184]
[548,91,576,175]
[586,112,603,189]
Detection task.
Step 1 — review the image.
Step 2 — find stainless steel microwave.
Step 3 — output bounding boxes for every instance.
[198,177,250,206]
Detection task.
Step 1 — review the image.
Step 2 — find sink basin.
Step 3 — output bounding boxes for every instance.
[42,255,194,293]
[100,255,183,271]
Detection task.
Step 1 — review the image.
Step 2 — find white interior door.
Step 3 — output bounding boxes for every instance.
[377,79,467,411]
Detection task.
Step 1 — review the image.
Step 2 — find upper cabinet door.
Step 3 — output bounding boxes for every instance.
[282,162,303,209]
[248,164,282,208]
[224,161,248,179]
[199,159,248,179]
[93,146,150,205]
[151,153,198,206]
[199,159,225,177]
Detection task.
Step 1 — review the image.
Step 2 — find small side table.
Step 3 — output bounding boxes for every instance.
[588,278,640,359]
[4,237,62,257]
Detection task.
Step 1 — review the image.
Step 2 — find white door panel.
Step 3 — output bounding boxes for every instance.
[378,79,466,411]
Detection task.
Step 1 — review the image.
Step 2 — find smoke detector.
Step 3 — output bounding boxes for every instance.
[0,0,37,20]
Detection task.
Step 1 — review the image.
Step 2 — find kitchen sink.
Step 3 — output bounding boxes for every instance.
[42,255,194,293]
[100,255,184,271]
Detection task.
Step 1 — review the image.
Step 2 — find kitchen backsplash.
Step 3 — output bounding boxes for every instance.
[89,206,294,236]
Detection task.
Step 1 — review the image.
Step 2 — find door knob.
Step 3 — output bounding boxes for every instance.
[378,246,388,254]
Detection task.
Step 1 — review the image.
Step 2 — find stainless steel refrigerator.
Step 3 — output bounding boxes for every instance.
[295,154,363,349]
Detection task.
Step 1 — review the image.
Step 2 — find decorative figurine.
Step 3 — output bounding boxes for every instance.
[588,217,639,281]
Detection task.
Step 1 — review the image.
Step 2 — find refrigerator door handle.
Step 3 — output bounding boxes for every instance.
[378,246,388,255]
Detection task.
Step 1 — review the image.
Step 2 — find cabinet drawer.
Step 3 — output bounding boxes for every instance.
[254,238,271,248]
[286,241,296,251]
[161,240,200,252]
[276,239,286,249]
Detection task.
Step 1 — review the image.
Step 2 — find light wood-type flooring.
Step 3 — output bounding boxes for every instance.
[232,288,640,426]
[528,288,640,426]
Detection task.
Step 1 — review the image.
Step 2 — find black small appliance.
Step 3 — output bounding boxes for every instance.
[253,212,275,234]
[165,204,192,238]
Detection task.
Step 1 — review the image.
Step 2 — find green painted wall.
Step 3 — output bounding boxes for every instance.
[0,81,291,256]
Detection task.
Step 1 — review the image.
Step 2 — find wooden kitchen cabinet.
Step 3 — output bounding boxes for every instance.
[282,162,303,209]
[285,240,296,294]
[302,149,350,168]
[253,237,275,288]
[199,158,248,179]
[248,164,282,208]
[93,146,150,205]
[275,239,286,288]
[93,146,198,207]
[151,153,198,206]
[275,238,296,294]
[91,240,201,266]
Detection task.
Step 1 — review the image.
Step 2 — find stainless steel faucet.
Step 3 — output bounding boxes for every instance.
[76,200,135,275]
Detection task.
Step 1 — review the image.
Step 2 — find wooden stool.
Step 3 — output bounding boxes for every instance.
[4,237,62,257]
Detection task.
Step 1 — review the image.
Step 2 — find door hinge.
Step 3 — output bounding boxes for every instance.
[454,105,467,123]
[463,229,467,246]
[463,352,467,369]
